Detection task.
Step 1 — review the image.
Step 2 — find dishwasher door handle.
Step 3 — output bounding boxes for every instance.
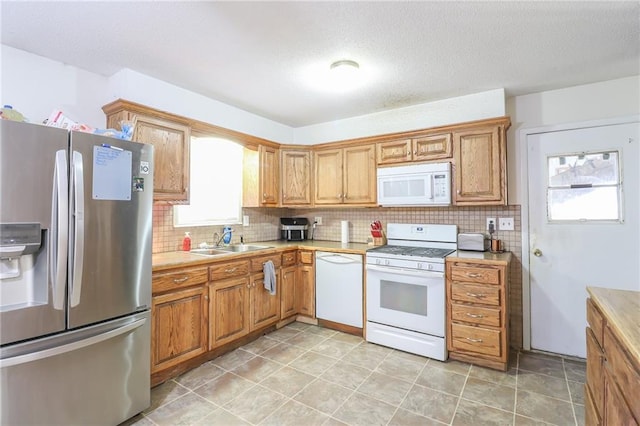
[317,254,361,265]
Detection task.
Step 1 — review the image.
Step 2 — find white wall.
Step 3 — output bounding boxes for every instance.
[107,69,294,143]
[1,45,109,127]
[506,75,640,204]
[293,89,506,144]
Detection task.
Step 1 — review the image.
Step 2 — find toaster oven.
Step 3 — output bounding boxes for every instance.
[280,217,309,241]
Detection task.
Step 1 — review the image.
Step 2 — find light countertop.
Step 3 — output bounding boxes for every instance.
[587,286,640,364]
[152,240,371,271]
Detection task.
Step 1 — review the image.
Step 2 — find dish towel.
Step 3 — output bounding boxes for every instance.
[263,260,276,295]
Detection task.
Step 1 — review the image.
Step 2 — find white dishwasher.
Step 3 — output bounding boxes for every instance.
[315,251,363,328]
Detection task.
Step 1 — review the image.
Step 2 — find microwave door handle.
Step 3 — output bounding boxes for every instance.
[428,174,434,200]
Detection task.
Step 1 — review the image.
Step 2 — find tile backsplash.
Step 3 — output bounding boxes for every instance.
[152,204,523,349]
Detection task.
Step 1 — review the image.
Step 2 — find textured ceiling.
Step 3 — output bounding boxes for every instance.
[2,1,639,127]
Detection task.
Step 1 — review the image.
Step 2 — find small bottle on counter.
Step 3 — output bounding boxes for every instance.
[182,232,192,251]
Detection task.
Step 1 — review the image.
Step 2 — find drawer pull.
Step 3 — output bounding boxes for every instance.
[172,276,189,283]
[465,337,484,343]
[467,273,482,278]
[225,267,237,274]
[466,313,485,318]
[465,292,486,298]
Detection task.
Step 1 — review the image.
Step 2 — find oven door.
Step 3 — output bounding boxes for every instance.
[366,264,445,336]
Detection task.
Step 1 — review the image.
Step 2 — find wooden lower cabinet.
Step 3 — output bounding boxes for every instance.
[586,291,640,425]
[280,265,297,319]
[209,277,250,349]
[151,285,208,374]
[250,272,281,330]
[297,263,315,318]
[446,255,510,371]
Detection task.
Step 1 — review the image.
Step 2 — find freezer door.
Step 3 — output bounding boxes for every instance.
[1,311,151,425]
[0,121,67,345]
[68,132,153,328]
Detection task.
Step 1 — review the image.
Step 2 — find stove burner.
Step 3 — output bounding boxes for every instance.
[367,245,455,259]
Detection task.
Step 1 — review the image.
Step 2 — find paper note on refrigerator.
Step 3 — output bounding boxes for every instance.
[92,145,132,200]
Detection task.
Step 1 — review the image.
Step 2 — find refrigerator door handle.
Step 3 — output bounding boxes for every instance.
[70,151,85,308]
[0,317,147,368]
[50,150,69,310]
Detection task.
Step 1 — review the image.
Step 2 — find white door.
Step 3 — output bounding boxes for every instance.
[528,121,640,357]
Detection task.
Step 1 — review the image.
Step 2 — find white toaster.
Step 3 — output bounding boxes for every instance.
[457,233,490,251]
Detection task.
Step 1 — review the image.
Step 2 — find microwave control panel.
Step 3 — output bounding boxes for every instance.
[432,174,450,201]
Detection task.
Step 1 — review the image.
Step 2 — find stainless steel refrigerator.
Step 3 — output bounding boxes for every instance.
[0,120,153,425]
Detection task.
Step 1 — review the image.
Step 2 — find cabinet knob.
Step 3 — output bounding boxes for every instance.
[414,150,418,155]
[407,150,411,156]
[533,248,543,257]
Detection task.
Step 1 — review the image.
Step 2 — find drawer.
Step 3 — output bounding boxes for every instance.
[586,298,604,347]
[250,254,282,273]
[209,260,250,281]
[604,326,640,421]
[299,250,313,265]
[451,323,502,357]
[282,251,297,267]
[450,282,501,306]
[451,303,501,327]
[152,267,208,293]
[450,265,500,285]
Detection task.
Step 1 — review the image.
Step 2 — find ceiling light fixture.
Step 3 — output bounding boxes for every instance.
[328,59,360,91]
[330,59,360,72]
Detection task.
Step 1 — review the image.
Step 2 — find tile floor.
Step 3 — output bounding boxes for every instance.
[125,322,586,426]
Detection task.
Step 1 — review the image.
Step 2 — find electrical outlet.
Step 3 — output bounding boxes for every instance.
[486,217,496,231]
[242,215,250,226]
[499,217,514,231]
[314,216,322,225]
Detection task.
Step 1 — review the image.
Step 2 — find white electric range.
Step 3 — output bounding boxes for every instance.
[365,223,457,361]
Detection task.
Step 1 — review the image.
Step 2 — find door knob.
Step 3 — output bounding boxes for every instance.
[533,248,543,257]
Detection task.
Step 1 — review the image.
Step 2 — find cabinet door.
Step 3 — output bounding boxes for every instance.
[453,126,506,205]
[152,286,208,373]
[314,148,343,204]
[281,150,311,205]
[259,145,279,206]
[604,367,639,426]
[586,328,605,418]
[280,266,297,319]
[209,278,250,349]
[250,272,281,331]
[133,115,191,202]
[376,139,412,165]
[343,144,376,204]
[413,133,452,161]
[296,265,315,317]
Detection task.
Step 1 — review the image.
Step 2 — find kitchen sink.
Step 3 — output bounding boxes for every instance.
[190,248,233,256]
[218,244,272,253]
[190,245,272,256]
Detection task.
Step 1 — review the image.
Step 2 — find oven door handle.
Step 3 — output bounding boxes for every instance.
[366,264,444,279]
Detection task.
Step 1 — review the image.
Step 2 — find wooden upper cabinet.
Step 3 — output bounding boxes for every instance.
[314,144,376,205]
[343,145,376,204]
[103,100,191,203]
[314,148,343,204]
[281,150,311,205]
[453,125,506,205]
[242,145,279,207]
[413,133,452,161]
[377,133,452,165]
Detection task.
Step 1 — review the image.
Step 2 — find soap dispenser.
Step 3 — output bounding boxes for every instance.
[182,232,192,251]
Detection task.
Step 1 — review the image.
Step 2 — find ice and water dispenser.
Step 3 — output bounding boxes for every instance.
[0,223,46,309]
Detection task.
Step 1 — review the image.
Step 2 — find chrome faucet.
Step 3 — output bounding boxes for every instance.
[213,229,232,247]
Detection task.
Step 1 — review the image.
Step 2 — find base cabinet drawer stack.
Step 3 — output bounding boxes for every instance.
[446,256,510,371]
[585,293,640,426]
[151,266,209,374]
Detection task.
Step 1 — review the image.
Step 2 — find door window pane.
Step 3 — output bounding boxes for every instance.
[546,151,621,222]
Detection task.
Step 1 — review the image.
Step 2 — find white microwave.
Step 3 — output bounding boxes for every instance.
[377,162,451,206]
